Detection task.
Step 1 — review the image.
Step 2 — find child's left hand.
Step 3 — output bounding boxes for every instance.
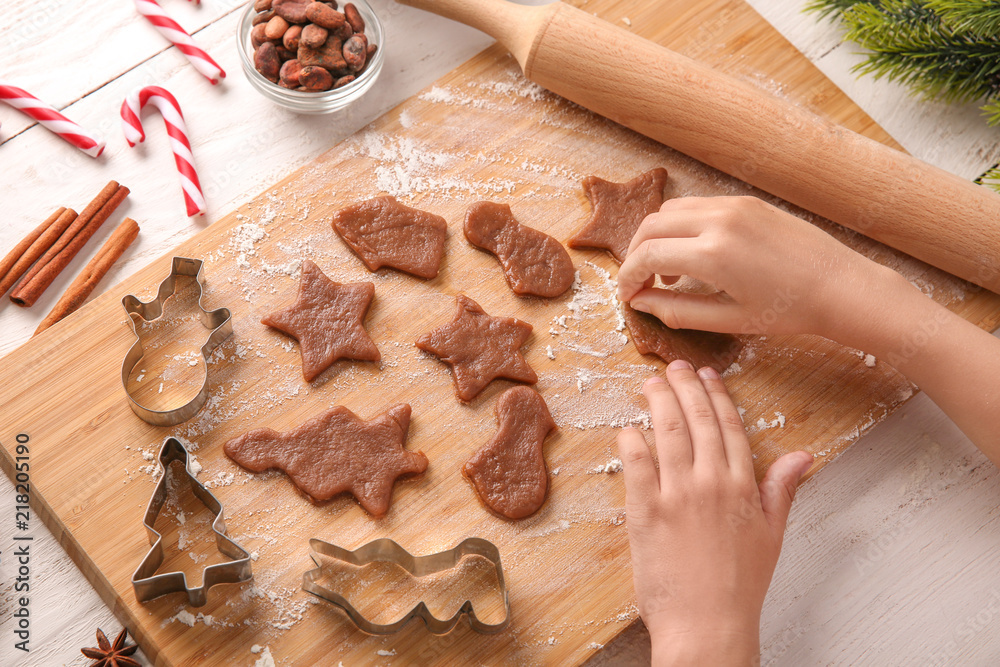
[617,360,813,664]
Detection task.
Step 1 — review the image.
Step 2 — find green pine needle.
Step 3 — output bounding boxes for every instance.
[927,0,1000,37]
[983,98,1000,126]
[805,0,879,19]
[975,163,1000,192]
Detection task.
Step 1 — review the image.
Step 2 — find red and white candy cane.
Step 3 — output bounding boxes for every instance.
[133,0,225,84]
[121,86,206,217]
[0,80,105,157]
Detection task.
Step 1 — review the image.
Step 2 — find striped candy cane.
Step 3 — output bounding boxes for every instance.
[134,0,225,84]
[0,80,105,157]
[121,86,206,217]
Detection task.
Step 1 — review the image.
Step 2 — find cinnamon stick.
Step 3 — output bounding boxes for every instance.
[0,207,78,297]
[11,181,129,307]
[35,217,140,335]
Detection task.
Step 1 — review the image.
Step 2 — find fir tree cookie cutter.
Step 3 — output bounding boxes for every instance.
[121,256,232,426]
[132,437,253,606]
[302,537,510,634]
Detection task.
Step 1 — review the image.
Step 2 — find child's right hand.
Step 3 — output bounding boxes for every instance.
[617,194,1000,465]
[616,196,903,346]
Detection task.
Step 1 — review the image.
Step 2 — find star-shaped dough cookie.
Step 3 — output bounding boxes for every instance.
[223,403,427,517]
[415,294,537,402]
[569,167,669,263]
[262,260,380,382]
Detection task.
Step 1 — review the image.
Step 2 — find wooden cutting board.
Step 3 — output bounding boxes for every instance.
[3,1,1000,665]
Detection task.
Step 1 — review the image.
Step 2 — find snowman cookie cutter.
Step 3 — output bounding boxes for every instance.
[121,257,232,426]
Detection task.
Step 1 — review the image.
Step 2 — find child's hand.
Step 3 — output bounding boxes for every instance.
[615,194,1000,468]
[616,196,899,343]
[617,361,813,664]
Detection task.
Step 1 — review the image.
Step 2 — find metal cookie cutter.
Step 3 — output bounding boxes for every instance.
[121,256,232,426]
[132,437,253,607]
[303,537,510,634]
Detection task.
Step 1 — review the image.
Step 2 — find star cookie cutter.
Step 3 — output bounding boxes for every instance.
[302,537,510,634]
[132,437,253,607]
[121,256,232,426]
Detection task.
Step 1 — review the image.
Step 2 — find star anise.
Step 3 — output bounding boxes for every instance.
[81,627,140,667]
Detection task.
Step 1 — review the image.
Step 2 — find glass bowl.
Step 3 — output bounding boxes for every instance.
[237,0,385,114]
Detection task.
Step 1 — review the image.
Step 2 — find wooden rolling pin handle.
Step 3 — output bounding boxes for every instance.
[397,0,1000,294]
[396,0,552,64]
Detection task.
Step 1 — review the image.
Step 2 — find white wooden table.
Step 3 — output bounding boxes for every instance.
[2,1,998,665]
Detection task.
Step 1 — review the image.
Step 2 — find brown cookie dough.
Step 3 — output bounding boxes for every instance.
[223,403,427,517]
[464,201,575,298]
[623,304,743,374]
[463,386,556,519]
[415,294,537,402]
[330,195,447,279]
[262,259,379,382]
[569,167,669,263]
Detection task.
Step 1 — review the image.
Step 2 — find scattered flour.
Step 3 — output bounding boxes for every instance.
[170,610,197,627]
[253,646,275,667]
[754,412,787,431]
[590,458,623,474]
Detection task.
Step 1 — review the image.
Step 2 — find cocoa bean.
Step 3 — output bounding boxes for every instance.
[359,42,377,73]
[251,23,269,49]
[298,34,346,70]
[300,23,328,49]
[342,33,367,71]
[280,59,303,87]
[299,65,334,91]
[334,74,355,89]
[276,46,297,61]
[273,0,310,23]
[343,3,364,33]
[252,9,274,25]
[254,0,273,11]
[331,21,353,41]
[264,15,289,40]
[254,41,281,82]
[305,2,346,30]
[283,24,302,50]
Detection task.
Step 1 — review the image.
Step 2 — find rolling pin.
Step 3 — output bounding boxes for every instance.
[397,0,1000,293]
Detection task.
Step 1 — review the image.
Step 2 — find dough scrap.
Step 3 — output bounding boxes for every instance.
[569,168,669,263]
[262,259,379,382]
[463,386,555,519]
[415,294,537,402]
[464,201,575,298]
[223,404,427,517]
[331,195,447,279]
[623,304,743,374]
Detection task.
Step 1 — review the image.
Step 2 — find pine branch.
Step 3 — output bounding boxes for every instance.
[842,1,1000,105]
[927,0,1000,38]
